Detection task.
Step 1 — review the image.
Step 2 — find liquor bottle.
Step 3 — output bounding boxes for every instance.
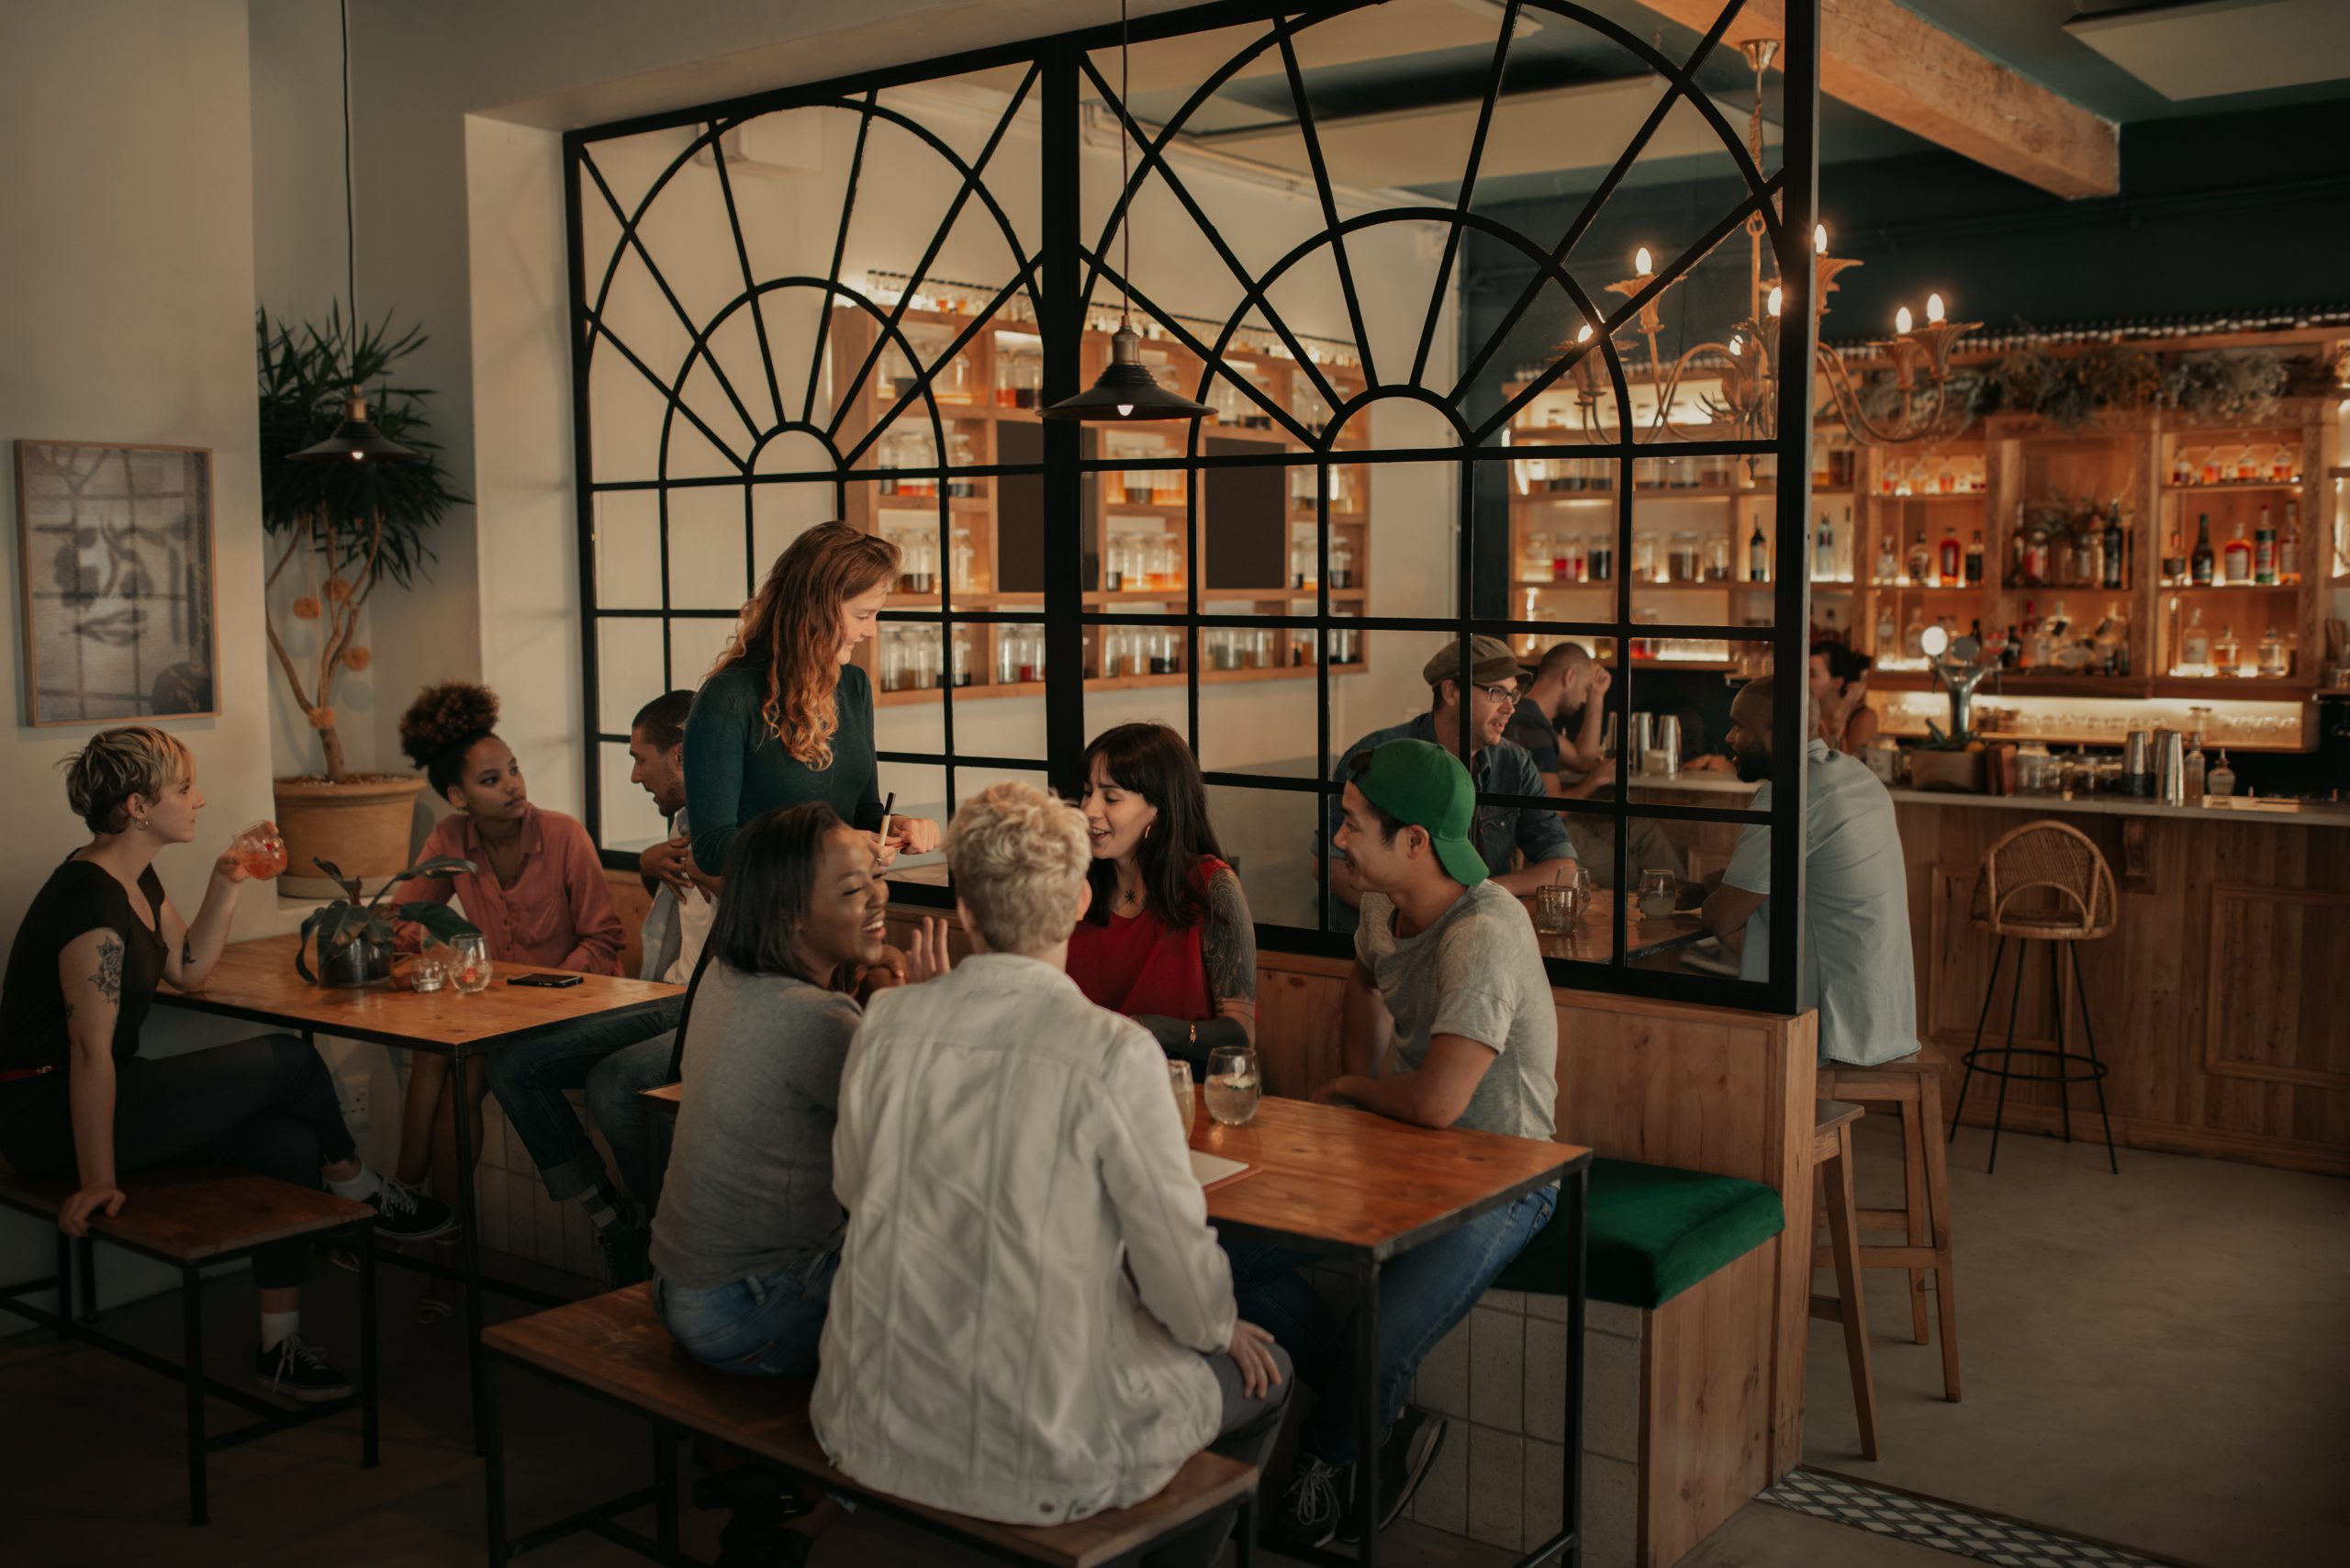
[2207,750,2236,798]
[1902,608,1926,660]
[1908,529,1931,585]
[2257,624,2287,678]
[2184,738,2206,799]
[2101,509,2125,588]
[1964,530,1985,586]
[2107,601,2132,677]
[2163,520,2187,584]
[1874,601,1898,657]
[1748,519,1769,582]
[2180,606,2210,668]
[1875,534,1898,584]
[2030,606,2055,670]
[1814,510,1836,580]
[2189,512,2215,586]
[2016,600,2038,669]
[2279,498,2301,583]
[2024,525,2051,587]
[2222,520,2252,585]
[2253,504,2277,585]
[1939,530,1962,585]
[2213,623,2241,676]
[2009,511,2029,587]
[1999,623,2020,670]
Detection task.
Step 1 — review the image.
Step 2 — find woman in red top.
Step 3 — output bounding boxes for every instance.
[386,683,626,1316]
[1069,723,1256,1077]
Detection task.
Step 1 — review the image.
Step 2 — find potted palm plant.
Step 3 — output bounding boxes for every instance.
[296,855,481,987]
[257,308,467,895]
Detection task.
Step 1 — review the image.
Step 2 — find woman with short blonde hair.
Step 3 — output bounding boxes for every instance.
[0,728,452,1403]
[685,522,940,879]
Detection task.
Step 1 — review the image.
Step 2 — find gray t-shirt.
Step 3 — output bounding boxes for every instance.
[1354,879,1559,1142]
[649,962,863,1290]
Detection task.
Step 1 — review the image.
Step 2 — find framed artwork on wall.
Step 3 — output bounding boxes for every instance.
[14,440,219,725]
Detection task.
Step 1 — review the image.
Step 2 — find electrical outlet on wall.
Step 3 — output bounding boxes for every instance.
[338,1077,370,1131]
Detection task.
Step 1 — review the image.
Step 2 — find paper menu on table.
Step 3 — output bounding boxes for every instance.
[1189,1149,1252,1192]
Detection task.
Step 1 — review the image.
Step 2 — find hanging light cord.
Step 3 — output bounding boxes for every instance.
[340,0,358,346]
[1118,0,1132,327]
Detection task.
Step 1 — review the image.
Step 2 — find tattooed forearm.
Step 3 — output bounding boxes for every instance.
[1202,869,1257,1007]
[93,935,124,1005]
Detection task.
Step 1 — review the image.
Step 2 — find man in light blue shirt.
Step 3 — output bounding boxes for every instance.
[1701,675,1918,1066]
[1320,636,1575,933]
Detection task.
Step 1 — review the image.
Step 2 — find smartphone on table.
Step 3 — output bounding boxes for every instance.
[507,973,584,988]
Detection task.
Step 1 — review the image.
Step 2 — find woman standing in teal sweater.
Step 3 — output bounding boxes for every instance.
[686,522,940,879]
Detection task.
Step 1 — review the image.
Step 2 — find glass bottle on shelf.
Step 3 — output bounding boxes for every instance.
[1635,532,1659,582]
[2211,443,2242,485]
[949,526,978,593]
[907,626,940,690]
[936,351,974,405]
[2253,504,2277,585]
[1587,532,1614,581]
[2170,446,2195,487]
[2235,445,2260,482]
[2207,751,2237,798]
[2279,498,2301,583]
[1939,529,1963,585]
[2221,521,2252,585]
[1874,601,1898,658]
[1746,521,1768,582]
[1671,530,1703,584]
[2101,510,2125,588]
[1875,533,1898,584]
[1152,469,1185,507]
[2190,512,2215,585]
[1963,530,1984,586]
[897,532,936,595]
[1158,532,1184,590]
[1706,532,1729,583]
[946,430,979,498]
[1813,510,1835,580]
[1908,529,1931,585]
[2257,624,2287,678]
[1329,537,1355,590]
[1902,608,1927,660]
[2184,734,2207,799]
[2272,442,2299,483]
[2212,623,2241,676]
[2180,606,2210,669]
[1523,532,1550,584]
[1330,466,1361,517]
[950,625,974,688]
[2071,519,2098,587]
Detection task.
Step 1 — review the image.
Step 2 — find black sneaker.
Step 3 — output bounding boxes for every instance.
[255,1334,354,1403]
[1270,1456,1348,1552]
[1336,1406,1449,1543]
[365,1177,456,1243]
[597,1212,650,1287]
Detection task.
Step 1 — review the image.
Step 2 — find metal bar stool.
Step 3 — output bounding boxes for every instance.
[1952,820,2120,1175]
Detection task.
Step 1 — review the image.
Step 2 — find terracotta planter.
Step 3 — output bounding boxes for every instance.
[273,776,426,897]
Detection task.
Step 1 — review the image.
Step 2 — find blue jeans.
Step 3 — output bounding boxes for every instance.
[654,1250,837,1377]
[583,1032,678,1200]
[484,1001,679,1203]
[1226,1183,1556,1466]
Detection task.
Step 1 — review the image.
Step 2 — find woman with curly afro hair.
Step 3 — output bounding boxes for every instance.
[381,683,657,1311]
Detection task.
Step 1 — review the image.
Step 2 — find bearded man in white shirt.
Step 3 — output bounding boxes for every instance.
[812,780,1286,1566]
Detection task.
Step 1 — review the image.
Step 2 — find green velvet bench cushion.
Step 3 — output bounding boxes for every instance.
[1495,1157,1785,1310]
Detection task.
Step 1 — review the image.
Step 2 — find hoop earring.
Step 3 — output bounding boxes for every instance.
[1141,822,1152,841]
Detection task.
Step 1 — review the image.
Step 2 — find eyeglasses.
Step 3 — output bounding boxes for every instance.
[1479,682,1518,704]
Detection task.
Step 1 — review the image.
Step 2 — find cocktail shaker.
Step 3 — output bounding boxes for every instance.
[2123,729,2154,798]
[1628,712,1656,775]
[2154,729,2186,806]
[1654,714,1683,778]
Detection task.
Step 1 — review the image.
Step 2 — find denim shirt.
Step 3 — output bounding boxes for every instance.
[1321,712,1575,934]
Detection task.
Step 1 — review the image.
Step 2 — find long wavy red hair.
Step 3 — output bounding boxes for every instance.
[711,522,899,769]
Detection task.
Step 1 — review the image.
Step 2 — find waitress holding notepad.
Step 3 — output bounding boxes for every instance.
[685,523,940,880]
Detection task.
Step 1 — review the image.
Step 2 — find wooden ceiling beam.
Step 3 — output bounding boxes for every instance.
[1637,0,2120,198]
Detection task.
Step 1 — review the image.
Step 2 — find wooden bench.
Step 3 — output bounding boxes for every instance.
[481,1282,1259,1568]
[0,1163,379,1525]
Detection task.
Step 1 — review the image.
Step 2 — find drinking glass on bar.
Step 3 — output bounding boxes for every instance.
[1638,868,1679,922]
[1532,882,1574,935]
[1167,1060,1197,1135]
[1204,1046,1260,1126]
[410,951,447,993]
[232,820,287,881]
[451,934,493,994]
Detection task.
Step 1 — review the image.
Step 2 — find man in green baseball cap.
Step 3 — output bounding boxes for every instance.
[1318,635,1576,934]
[1240,736,1561,1551]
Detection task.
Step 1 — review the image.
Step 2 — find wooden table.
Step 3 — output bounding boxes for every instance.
[1522,885,1709,969]
[155,933,681,1450]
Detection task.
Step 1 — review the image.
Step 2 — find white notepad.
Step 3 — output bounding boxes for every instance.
[1189,1149,1250,1189]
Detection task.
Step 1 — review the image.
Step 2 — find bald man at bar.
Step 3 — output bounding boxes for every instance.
[1699,675,1918,1066]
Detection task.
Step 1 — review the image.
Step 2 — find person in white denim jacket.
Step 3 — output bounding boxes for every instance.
[813,781,1286,1561]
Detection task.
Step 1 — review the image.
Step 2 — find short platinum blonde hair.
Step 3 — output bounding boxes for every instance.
[946,780,1091,957]
[62,725,194,834]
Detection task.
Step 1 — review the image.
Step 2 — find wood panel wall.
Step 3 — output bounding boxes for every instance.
[1898,804,2350,1174]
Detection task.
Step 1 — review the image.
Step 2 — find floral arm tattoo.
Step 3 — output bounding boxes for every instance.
[94,934,125,1006]
[1203,869,1257,1011]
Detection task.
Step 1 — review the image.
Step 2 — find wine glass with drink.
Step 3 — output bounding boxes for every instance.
[451,934,493,994]
[231,821,287,880]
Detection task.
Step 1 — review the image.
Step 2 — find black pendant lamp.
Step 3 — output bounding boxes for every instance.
[291,0,420,466]
[1043,0,1214,423]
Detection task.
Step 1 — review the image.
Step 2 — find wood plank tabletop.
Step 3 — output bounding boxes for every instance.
[1520,885,1707,965]
[486,1284,1256,1568]
[156,933,681,1054]
[1193,1096,1584,1260]
[0,1164,371,1264]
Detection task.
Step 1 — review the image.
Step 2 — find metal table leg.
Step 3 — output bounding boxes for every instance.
[483,1349,510,1568]
[53,1231,72,1340]
[655,1430,680,1551]
[183,1263,208,1526]
[1563,1165,1588,1566]
[1354,1256,1382,1565]
[359,1226,380,1469]
[452,1046,490,1455]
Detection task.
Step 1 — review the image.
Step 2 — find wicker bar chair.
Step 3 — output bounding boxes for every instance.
[1951,819,2120,1174]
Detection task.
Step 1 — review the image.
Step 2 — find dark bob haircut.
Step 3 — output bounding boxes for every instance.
[708,801,851,985]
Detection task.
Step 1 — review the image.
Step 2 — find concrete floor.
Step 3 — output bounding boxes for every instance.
[0,1122,2338,1567]
[1801,1114,2350,1568]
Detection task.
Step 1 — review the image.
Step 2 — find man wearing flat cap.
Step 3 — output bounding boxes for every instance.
[1318,635,1576,933]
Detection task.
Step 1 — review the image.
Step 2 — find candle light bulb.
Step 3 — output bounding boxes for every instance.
[1927,292,1946,324]
[1728,335,1743,357]
[1813,224,1828,255]
[1896,305,1914,335]
[1767,286,1783,319]
[1575,323,1594,343]
[1635,246,1652,275]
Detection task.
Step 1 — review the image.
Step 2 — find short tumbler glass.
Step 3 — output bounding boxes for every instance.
[1204,1046,1261,1127]
[451,934,493,994]
[1167,1060,1196,1135]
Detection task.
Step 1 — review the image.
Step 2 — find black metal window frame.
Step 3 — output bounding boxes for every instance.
[565,0,1818,1015]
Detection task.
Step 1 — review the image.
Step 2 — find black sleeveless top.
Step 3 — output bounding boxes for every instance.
[0,859,169,1073]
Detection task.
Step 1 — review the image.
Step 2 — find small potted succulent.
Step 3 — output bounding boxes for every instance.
[296,854,480,987]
